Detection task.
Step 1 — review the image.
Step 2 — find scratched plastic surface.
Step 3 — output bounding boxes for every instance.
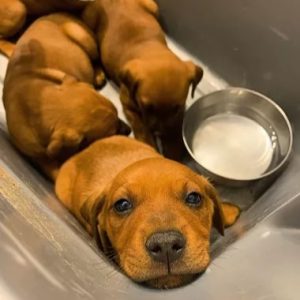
[1,27,300,300]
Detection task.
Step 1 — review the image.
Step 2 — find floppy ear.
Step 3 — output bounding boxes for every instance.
[221,202,241,227]
[185,61,204,98]
[55,159,77,209]
[205,182,225,236]
[80,192,111,253]
[119,60,143,105]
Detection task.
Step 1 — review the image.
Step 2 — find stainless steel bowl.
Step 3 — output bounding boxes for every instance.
[183,87,293,186]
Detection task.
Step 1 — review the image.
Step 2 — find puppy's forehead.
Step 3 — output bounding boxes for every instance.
[142,69,188,100]
[109,158,207,195]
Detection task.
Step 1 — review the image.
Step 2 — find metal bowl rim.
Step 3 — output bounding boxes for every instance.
[182,87,294,183]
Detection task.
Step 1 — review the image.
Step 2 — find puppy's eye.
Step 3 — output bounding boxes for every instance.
[185,192,202,207]
[114,199,133,214]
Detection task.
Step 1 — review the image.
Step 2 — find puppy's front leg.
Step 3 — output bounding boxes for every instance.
[0,39,15,57]
[160,134,185,161]
[93,65,106,89]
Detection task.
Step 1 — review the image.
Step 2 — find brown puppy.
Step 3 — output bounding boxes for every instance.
[82,0,203,160]
[2,13,130,179]
[56,136,240,289]
[0,0,87,38]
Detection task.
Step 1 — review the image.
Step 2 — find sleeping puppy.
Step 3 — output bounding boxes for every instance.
[82,0,203,160]
[56,136,240,289]
[0,0,88,38]
[2,13,130,179]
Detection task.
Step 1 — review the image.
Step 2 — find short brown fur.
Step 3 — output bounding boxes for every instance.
[2,13,130,180]
[56,136,240,289]
[82,0,203,160]
[0,0,87,38]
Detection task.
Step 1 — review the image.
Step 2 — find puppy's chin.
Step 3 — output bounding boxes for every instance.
[144,274,198,289]
[119,250,209,289]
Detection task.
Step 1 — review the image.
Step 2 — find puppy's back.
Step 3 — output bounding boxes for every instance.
[82,0,166,78]
[6,13,96,83]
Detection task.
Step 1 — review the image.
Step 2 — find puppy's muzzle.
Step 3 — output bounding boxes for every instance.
[146,230,186,265]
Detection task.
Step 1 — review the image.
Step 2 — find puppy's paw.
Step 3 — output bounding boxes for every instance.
[0,39,15,58]
[47,128,83,159]
[94,67,106,89]
[221,202,241,227]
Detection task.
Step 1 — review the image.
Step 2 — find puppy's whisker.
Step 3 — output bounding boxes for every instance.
[105,251,116,257]
[103,249,118,260]
[107,252,118,259]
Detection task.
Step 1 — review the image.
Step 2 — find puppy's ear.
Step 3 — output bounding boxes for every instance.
[80,192,110,253]
[185,61,204,98]
[205,182,225,235]
[13,39,45,66]
[55,159,77,208]
[221,202,241,227]
[119,60,143,105]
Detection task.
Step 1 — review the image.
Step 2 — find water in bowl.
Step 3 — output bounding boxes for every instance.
[192,113,276,180]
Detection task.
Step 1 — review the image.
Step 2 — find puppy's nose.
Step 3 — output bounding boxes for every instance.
[146,231,186,264]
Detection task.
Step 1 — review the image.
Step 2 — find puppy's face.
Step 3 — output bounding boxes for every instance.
[94,158,224,289]
[136,66,188,132]
[121,59,203,159]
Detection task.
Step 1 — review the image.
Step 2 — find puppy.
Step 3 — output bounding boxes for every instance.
[56,136,240,289]
[0,0,87,38]
[2,13,130,179]
[82,0,203,160]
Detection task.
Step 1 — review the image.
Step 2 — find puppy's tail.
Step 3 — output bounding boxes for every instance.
[0,39,15,58]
